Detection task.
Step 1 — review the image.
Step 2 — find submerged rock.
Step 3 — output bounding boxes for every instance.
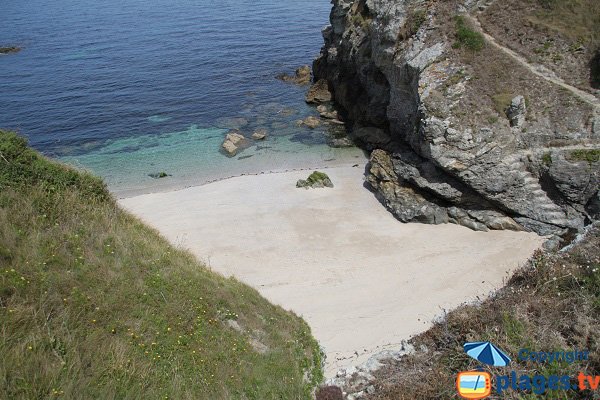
[215,116,249,130]
[252,129,268,140]
[148,171,170,179]
[296,171,334,189]
[303,116,321,129]
[329,136,354,148]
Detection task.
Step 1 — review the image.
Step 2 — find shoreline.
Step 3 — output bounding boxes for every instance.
[119,163,546,377]
[114,156,367,199]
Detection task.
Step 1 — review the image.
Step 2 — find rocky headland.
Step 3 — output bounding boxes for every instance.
[310,0,599,243]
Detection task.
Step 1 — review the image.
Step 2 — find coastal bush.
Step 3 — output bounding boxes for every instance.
[567,148,600,164]
[453,16,485,52]
[541,152,553,166]
[0,130,323,399]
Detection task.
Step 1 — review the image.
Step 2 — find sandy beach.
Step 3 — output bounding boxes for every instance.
[119,163,545,377]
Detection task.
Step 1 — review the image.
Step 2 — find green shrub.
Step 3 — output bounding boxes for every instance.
[0,130,109,201]
[542,152,553,166]
[567,149,600,163]
[453,16,485,52]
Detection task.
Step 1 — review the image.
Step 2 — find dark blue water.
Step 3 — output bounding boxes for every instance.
[0,0,363,195]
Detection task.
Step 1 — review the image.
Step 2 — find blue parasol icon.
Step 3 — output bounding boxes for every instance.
[464,341,511,367]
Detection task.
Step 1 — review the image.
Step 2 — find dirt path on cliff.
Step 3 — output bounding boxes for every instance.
[467,14,600,112]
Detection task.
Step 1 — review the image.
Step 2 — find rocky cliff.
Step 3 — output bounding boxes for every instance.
[312,0,600,239]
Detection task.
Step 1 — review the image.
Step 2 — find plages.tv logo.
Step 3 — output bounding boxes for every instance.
[456,341,511,400]
[456,341,596,398]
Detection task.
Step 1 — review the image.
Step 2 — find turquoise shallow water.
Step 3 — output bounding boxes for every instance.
[0,0,364,195]
[60,123,364,197]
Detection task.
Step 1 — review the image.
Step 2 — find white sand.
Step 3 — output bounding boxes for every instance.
[119,164,545,377]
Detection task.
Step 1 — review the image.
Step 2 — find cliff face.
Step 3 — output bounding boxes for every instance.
[313,0,600,237]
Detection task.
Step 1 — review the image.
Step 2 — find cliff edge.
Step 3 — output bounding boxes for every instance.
[313,0,600,239]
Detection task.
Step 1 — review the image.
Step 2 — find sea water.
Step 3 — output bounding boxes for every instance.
[0,0,364,196]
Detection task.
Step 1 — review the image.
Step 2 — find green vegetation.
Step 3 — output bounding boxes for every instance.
[306,171,330,184]
[491,92,514,115]
[453,16,485,52]
[369,229,600,399]
[567,148,600,164]
[542,151,553,166]
[0,131,323,399]
[350,13,371,32]
[397,8,427,41]
[487,115,499,125]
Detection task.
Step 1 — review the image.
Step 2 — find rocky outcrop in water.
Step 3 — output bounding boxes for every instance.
[277,65,312,85]
[0,46,21,55]
[313,0,599,236]
[221,131,246,156]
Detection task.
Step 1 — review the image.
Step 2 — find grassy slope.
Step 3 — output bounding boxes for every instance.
[0,130,323,399]
[366,226,599,399]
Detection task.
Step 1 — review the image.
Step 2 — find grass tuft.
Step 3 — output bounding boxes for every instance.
[453,16,485,52]
[567,149,600,164]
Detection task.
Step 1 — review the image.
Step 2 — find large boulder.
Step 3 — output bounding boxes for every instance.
[296,171,334,189]
[221,131,246,156]
[506,95,527,128]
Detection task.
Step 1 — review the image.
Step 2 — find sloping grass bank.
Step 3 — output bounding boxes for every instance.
[0,130,323,399]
